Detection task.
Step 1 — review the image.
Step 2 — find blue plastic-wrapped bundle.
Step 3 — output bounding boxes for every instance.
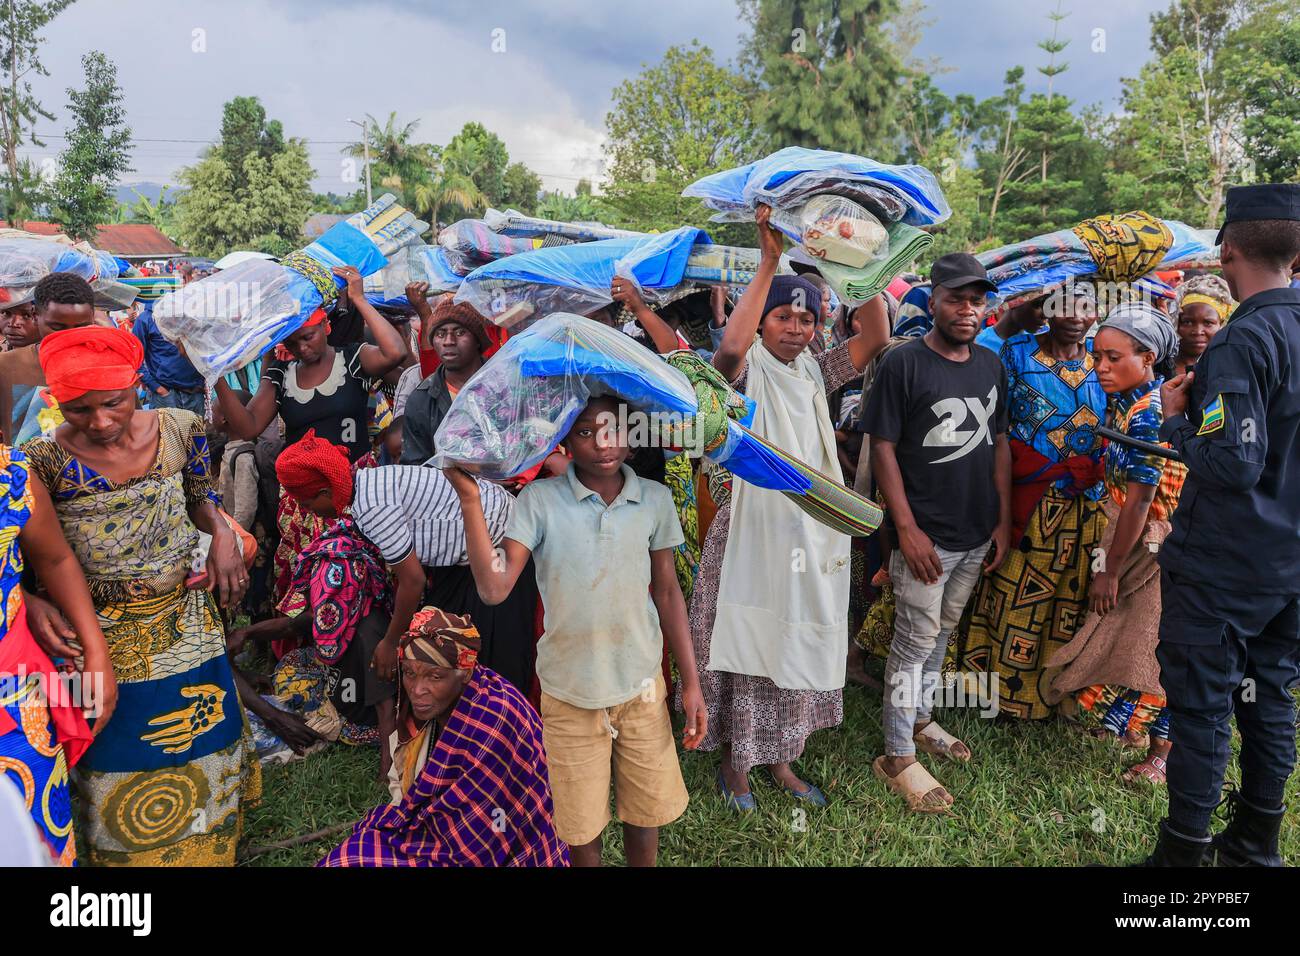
[430,314,884,536]
[154,194,427,384]
[0,236,135,308]
[980,214,1219,306]
[483,208,642,243]
[683,146,952,228]
[454,226,710,327]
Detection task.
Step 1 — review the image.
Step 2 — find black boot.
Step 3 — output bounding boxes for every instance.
[1209,790,1285,867]
[1135,819,1210,867]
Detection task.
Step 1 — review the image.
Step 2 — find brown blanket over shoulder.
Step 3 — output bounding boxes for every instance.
[1044,497,1169,702]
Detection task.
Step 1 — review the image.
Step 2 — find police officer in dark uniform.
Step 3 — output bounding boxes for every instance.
[1142,184,1300,866]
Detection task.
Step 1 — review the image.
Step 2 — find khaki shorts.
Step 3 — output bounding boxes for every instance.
[540,673,689,847]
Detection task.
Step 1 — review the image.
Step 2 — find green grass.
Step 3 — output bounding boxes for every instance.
[242,676,1300,866]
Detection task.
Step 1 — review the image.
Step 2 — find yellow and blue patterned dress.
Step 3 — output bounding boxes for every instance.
[24,408,260,866]
[0,445,78,865]
[959,333,1108,719]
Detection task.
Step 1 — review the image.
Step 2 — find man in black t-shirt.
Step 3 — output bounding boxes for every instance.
[859,253,1011,814]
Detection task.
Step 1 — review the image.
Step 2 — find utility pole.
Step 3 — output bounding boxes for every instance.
[347,116,372,207]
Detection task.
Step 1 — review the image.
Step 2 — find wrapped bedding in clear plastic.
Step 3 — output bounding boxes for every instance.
[430,314,884,536]
[0,236,134,310]
[683,146,952,228]
[154,194,427,384]
[483,208,642,243]
[439,219,540,264]
[979,212,1217,306]
[455,227,710,327]
[769,195,889,268]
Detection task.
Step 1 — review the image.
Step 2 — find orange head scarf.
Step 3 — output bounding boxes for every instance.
[275,429,354,507]
[38,326,144,404]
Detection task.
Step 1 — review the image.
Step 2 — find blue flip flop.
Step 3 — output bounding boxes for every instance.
[717,768,757,813]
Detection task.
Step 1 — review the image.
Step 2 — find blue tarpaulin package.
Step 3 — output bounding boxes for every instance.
[154,193,427,384]
[454,227,711,326]
[429,313,806,490]
[683,147,952,228]
[430,313,884,536]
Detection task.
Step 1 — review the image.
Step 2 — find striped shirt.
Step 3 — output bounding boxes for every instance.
[351,466,512,567]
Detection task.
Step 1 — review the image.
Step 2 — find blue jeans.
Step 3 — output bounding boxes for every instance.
[151,387,207,416]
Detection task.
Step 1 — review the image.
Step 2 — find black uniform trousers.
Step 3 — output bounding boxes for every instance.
[1157,570,1300,835]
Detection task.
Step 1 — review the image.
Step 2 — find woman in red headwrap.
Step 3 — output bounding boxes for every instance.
[23,325,261,866]
[211,266,410,608]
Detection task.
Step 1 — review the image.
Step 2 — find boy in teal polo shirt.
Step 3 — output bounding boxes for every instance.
[447,396,707,867]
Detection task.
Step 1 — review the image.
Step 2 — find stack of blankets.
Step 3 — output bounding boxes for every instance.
[683,147,951,302]
[977,212,1219,307]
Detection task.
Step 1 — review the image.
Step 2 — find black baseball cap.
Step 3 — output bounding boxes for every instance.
[1216,183,1300,245]
[929,253,997,294]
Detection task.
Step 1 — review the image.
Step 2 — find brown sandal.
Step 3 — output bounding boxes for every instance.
[873,756,953,813]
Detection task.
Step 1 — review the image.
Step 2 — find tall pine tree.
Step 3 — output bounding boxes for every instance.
[739,0,905,157]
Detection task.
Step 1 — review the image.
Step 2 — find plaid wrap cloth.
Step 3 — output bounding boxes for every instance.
[318,665,569,867]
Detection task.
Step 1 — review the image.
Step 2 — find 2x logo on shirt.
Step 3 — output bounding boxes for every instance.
[921,385,999,463]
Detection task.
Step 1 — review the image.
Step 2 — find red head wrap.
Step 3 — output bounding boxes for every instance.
[275,429,354,507]
[38,326,144,404]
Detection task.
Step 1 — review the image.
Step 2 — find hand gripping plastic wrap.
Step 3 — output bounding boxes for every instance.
[682,146,952,228]
[430,314,883,536]
[154,193,427,384]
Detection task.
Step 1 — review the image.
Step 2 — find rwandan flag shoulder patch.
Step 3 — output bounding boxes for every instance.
[1198,394,1226,436]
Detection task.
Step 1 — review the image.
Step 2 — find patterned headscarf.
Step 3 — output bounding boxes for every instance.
[400,607,482,671]
[1176,273,1234,322]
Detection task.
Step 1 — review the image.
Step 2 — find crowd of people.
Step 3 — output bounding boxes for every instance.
[1,183,1298,869]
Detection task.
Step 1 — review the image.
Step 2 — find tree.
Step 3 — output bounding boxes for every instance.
[536,188,608,223]
[126,185,174,231]
[49,51,132,242]
[411,155,483,231]
[1227,10,1300,182]
[442,122,510,209]
[173,98,313,257]
[1104,0,1273,226]
[0,0,76,227]
[342,112,433,209]
[219,95,284,189]
[975,68,1033,243]
[739,0,906,157]
[602,41,759,233]
[500,161,541,213]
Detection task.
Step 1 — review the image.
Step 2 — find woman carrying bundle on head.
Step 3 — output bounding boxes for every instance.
[681,204,891,811]
[1045,303,1187,786]
[211,266,408,609]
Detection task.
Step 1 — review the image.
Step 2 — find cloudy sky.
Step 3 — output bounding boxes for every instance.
[25,0,1169,196]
